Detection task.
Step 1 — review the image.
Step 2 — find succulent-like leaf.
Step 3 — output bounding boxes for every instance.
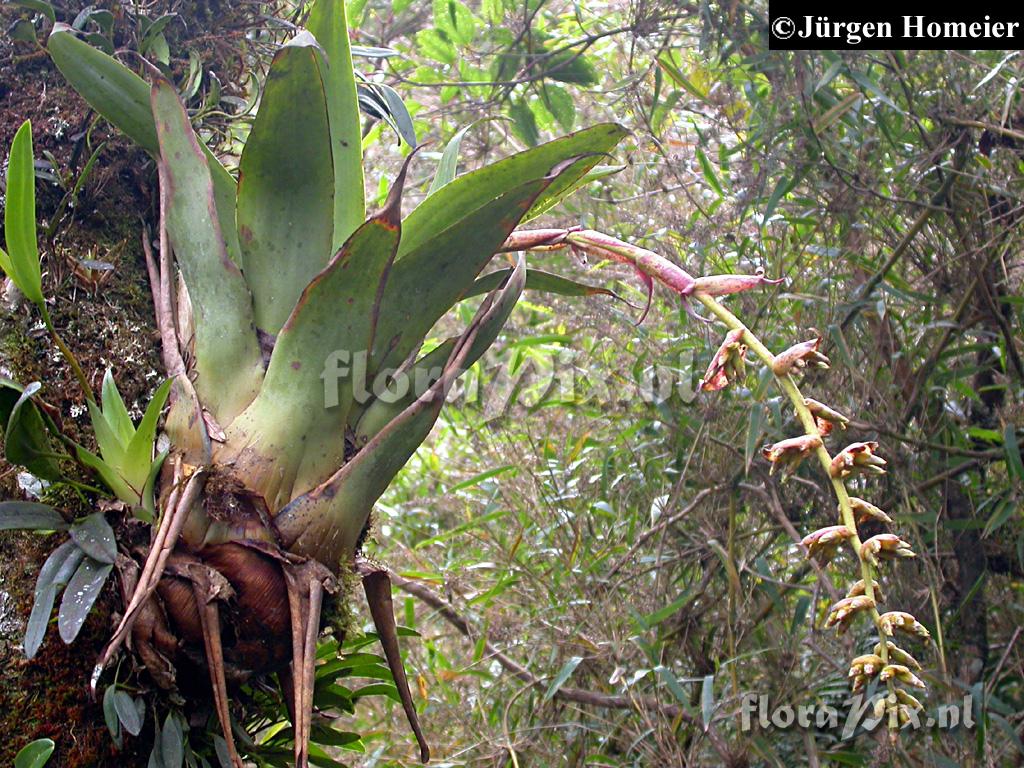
[236,32,335,334]
[68,512,117,564]
[398,123,627,260]
[46,25,242,264]
[151,80,264,423]
[6,384,67,481]
[58,556,113,644]
[0,501,68,531]
[307,0,365,250]
[276,256,527,565]
[3,120,44,307]
[222,160,409,508]
[26,539,85,658]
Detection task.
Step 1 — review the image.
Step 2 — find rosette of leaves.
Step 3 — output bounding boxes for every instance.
[0,1,628,765]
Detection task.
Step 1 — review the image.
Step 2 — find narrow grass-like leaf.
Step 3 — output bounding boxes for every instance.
[307,0,365,250]
[151,80,263,424]
[123,378,172,485]
[701,674,715,730]
[429,122,474,194]
[543,656,582,701]
[0,501,67,531]
[1004,425,1024,484]
[3,120,44,307]
[468,268,622,301]
[236,32,335,334]
[57,556,112,643]
[69,512,117,564]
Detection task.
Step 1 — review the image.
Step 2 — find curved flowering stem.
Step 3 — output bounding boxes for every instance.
[504,227,929,741]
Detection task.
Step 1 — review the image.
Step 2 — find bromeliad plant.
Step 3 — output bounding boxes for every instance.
[3,2,633,765]
[0,2,927,764]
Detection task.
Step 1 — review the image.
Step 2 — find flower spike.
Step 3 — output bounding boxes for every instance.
[830,441,887,478]
[700,328,748,391]
[762,434,822,477]
[772,337,830,376]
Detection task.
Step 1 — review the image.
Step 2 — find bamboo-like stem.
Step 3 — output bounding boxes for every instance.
[692,291,898,734]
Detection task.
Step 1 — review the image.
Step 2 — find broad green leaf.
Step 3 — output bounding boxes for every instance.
[14,739,55,768]
[75,445,136,505]
[122,377,172,486]
[3,120,44,307]
[543,50,599,86]
[14,0,55,24]
[5,384,66,481]
[236,32,335,334]
[371,156,584,378]
[151,80,264,423]
[540,84,575,131]
[100,369,134,445]
[57,556,112,643]
[403,124,625,258]
[277,256,527,564]
[433,0,476,46]
[307,0,365,250]
[46,25,242,264]
[0,501,68,531]
[508,98,539,146]
[543,656,582,701]
[68,512,117,564]
[224,164,406,509]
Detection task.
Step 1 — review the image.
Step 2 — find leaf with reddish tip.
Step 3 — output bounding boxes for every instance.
[276,257,527,565]
[367,160,577,380]
[362,570,429,763]
[151,79,264,424]
[223,160,410,510]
